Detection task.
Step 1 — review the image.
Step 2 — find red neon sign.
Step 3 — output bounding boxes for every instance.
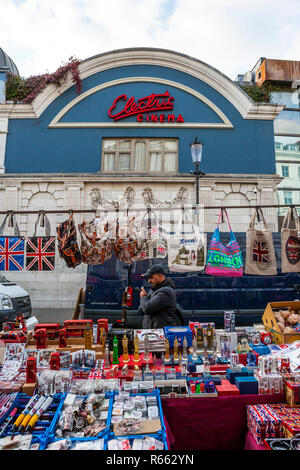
[108,90,176,122]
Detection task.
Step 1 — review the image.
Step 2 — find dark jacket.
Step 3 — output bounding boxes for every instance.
[138,277,183,329]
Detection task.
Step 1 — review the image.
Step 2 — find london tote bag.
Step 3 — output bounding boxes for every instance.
[281,207,300,273]
[245,208,277,275]
[205,209,243,277]
[168,208,206,273]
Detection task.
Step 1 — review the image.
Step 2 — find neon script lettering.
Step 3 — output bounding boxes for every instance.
[108,91,175,122]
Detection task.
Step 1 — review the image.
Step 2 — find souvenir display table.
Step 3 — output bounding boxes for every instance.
[161,393,285,450]
[0,314,300,451]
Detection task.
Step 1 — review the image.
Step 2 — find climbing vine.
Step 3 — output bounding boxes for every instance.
[6,57,82,103]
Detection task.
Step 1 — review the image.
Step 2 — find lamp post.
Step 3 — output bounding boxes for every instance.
[190,138,205,226]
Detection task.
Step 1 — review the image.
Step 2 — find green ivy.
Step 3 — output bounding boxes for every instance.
[240,82,295,104]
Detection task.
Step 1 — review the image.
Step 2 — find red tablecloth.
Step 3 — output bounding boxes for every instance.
[162,394,285,450]
[244,430,266,450]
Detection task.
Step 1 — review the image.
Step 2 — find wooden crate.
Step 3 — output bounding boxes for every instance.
[262,301,300,345]
[285,383,300,408]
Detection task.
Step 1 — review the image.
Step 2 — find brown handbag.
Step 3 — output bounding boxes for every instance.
[78,219,112,265]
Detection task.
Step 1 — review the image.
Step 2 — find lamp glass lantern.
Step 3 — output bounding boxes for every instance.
[190,138,203,164]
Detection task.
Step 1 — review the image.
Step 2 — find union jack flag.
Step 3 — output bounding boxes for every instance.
[0,237,25,271]
[25,236,55,271]
[88,368,103,380]
[252,240,269,263]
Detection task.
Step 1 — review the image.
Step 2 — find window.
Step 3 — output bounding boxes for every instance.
[274,110,300,135]
[284,191,293,205]
[101,138,178,173]
[298,167,300,179]
[281,165,289,177]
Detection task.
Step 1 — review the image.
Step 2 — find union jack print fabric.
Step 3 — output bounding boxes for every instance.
[0,237,25,271]
[25,236,56,271]
[252,240,270,264]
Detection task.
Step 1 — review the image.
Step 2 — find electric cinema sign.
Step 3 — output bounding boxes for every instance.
[108,90,184,123]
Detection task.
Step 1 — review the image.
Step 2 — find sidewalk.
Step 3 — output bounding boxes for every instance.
[32,308,74,324]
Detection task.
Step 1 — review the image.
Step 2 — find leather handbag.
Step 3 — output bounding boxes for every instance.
[78,218,112,265]
[57,213,82,268]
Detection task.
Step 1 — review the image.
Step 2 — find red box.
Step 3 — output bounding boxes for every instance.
[216,380,240,396]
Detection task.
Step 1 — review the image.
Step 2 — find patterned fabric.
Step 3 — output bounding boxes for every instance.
[26,236,56,271]
[252,240,270,264]
[205,209,243,277]
[0,237,25,271]
[57,216,82,268]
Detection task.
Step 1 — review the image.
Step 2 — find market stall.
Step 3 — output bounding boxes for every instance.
[0,204,300,451]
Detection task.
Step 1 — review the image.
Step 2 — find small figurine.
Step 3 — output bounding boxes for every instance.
[144,333,150,361]
[196,327,204,350]
[122,334,129,363]
[192,336,198,361]
[206,326,214,350]
[165,339,171,363]
[105,343,110,367]
[173,337,179,363]
[112,335,119,365]
[84,325,93,350]
[101,329,107,356]
[182,336,188,361]
[133,336,140,363]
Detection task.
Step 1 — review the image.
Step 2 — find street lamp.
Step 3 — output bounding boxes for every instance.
[190,138,205,206]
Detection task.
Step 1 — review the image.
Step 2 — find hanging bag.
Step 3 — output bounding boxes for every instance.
[78,217,112,265]
[205,209,243,277]
[167,207,206,273]
[0,212,25,271]
[112,215,142,264]
[138,209,167,260]
[281,207,300,273]
[57,213,82,269]
[26,212,56,271]
[245,208,277,275]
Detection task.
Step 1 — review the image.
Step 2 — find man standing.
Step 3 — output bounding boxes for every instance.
[138,264,184,329]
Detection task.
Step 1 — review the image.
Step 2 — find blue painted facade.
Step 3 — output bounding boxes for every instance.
[4,63,276,175]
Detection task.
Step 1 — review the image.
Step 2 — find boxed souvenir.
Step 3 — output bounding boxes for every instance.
[285,381,300,407]
[247,404,283,445]
[216,380,239,396]
[154,379,189,398]
[164,326,193,347]
[262,301,300,344]
[235,376,258,394]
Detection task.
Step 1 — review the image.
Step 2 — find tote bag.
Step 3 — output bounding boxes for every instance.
[281,207,300,273]
[0,213,25,271]
[205,209,243,277]
[167,208,206,273]
[57,213,82,269]
[245,208,277,275]
[26,213,56,271]
[138,209,167,261]
[111,215,142,264]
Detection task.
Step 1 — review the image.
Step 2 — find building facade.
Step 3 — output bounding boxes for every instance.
[0,48,282,309]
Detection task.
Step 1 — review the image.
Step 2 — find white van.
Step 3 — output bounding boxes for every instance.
[0,274,31,327]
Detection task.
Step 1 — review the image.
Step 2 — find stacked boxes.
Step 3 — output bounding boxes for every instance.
[247,404,283,445]
[268,404,300,438]
[215,380,239,396]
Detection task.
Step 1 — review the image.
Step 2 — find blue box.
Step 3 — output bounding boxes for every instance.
[235,376,258,395]
[164,326,193,347]
[226,367,250,384]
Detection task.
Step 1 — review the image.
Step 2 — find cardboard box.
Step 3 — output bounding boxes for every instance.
[285,382,300,408]
[262,301,300,345]
[113,419,161,436]
[21,382,37,396]
[235,376,258,394]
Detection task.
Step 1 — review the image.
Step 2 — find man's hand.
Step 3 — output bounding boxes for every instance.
[140,286,147,298]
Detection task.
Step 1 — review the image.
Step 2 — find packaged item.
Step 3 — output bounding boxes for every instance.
[46,439,72,450]
[143,436,165,450]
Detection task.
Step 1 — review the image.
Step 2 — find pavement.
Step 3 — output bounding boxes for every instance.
[31,308,74,324]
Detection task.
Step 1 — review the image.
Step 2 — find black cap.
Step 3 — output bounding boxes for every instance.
[141,264,166,278]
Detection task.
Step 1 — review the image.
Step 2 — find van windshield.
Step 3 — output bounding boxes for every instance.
[0,275,9,283]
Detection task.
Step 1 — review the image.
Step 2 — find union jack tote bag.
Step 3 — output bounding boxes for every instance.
[0,213,24,271]
[26,213,55,271]
[281,207,300,273]
[57,214,82,268]
[245,208,277,275]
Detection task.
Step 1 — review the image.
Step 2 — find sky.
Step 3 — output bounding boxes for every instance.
[0,0,300,80]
